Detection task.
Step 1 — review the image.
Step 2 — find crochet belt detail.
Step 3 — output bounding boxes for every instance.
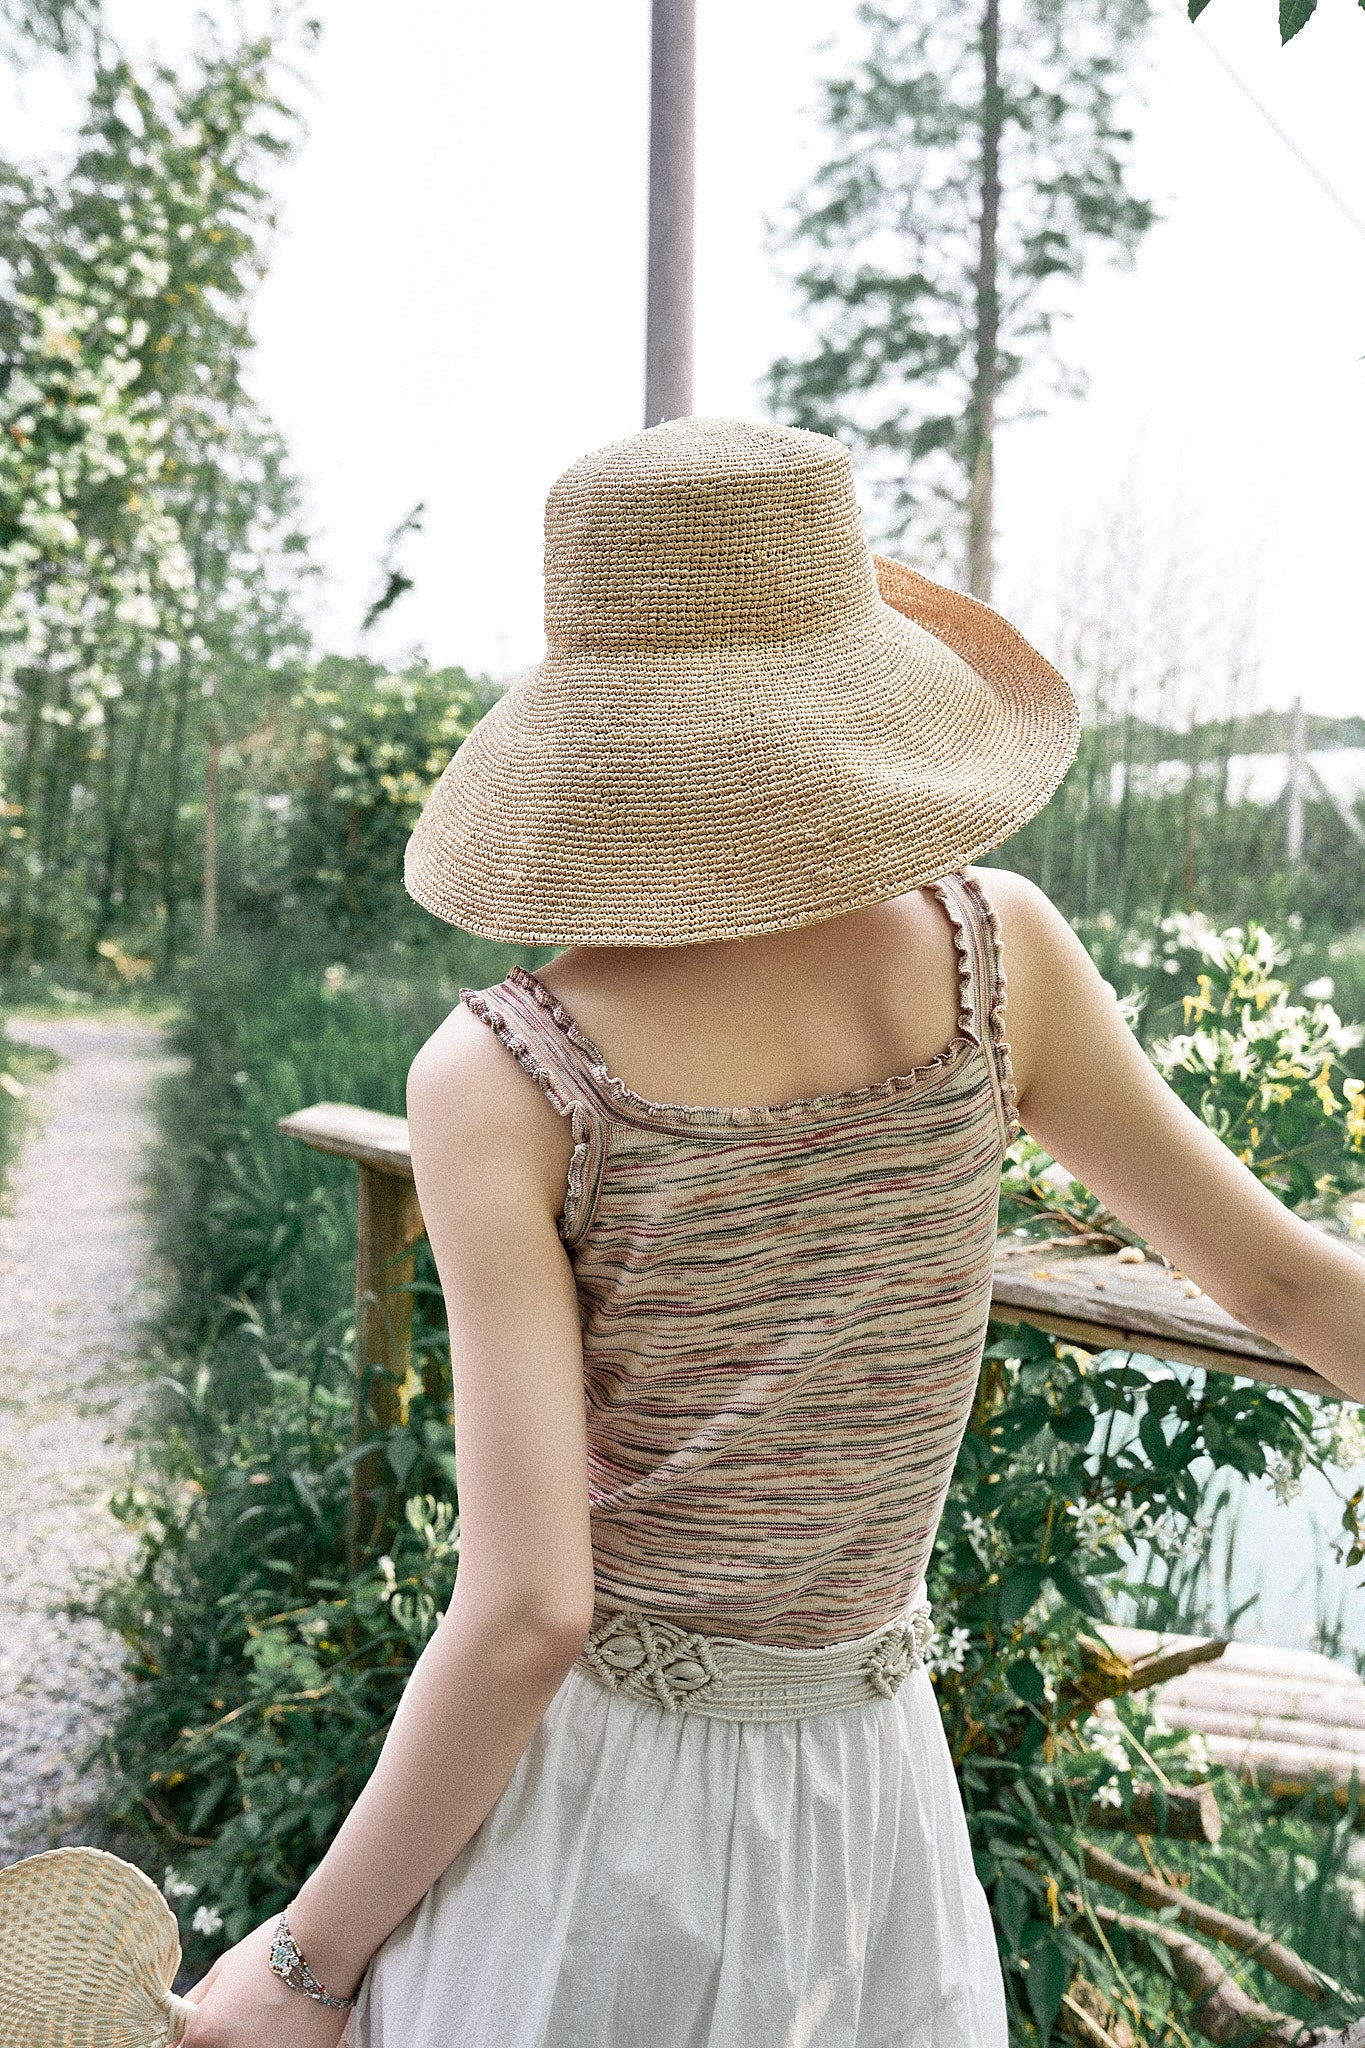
[575,1594,935,1723]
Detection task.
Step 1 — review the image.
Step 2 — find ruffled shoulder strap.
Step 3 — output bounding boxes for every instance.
[458,971,610,1248]
[931,870,1021,1154]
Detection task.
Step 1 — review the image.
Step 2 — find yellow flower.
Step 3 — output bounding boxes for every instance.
[1182,973,1216,1026]
[1344,1078,1365,1150]
[1313,1060,1340,1116]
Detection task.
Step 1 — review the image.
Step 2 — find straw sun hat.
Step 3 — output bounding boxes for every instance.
[405,416,1080,948]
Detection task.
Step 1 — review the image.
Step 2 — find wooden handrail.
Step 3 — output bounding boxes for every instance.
[280,1105,425,1561]
[278,1101,1357,1411]
[990,1240,1344,1399]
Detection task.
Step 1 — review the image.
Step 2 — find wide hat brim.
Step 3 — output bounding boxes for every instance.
[404,554,1079,948]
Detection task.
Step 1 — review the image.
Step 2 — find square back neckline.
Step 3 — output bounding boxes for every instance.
[502,877,986,1130]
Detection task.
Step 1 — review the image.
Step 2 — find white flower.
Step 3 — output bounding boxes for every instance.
[191,1905,224,1938]
[1088,1708,1129,1774]
[960,1514,992,1562]
[929,1626,972,1676]
[162,1867,198,1900]
[1302,977,1335,1000]
[1095,1778,1123,1808]
[1066,1499,1127,1550]
[1265,1448,1305,1506]
[1184,1732,1211,1778]
[1331,1407,1365,1471]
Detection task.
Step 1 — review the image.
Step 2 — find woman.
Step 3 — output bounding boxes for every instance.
[183,419,1365,2047]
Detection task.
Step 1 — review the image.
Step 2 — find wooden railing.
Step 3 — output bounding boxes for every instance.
[278,1098,1357,1540]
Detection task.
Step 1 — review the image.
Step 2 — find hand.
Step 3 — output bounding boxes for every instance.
[179,1917,356,2048]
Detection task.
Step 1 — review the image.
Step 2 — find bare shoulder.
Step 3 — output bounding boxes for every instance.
[407,1000,575,1213]
[963,865,1093,986]
[965,863,1064,938]
[963,866,1114,1099]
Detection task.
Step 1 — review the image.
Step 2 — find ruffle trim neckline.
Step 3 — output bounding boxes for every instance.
[500,877,984,1130]
[457,988,596,1240]
[958,872,1022,1142]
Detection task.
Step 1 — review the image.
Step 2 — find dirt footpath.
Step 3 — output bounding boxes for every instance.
[0,1015,172,1865]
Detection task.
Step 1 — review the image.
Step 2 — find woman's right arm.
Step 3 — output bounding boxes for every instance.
[183,1005,595,2044]
[985,868,1365,1399]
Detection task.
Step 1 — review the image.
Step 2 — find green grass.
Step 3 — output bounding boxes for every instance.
[0,1024,56,1198]
[149,928,545,1354]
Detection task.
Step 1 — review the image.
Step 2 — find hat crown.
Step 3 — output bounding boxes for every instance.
[543,417,879,655]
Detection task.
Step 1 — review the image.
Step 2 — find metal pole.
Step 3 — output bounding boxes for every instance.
[645,0,695,426]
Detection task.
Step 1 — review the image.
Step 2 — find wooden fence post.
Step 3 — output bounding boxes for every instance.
[276,1104,426,1564]
[351,1162,426,1564]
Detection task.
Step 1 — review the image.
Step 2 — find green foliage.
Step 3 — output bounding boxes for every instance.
[990,718,1365,938]
[1189,0,1365,44]
[1150,914,1365,1212]
[0,0,98,61]
[0,1016,50,1186]
[0,22,314,971]
[95,1365,461,1950]
[932,1322,1365,2037]
[228,658,492,947]
[765,0,1155,577]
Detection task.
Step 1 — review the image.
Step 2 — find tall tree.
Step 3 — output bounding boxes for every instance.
[0,23,314,969]
[0,0,98,61]
[765,0,1155,600]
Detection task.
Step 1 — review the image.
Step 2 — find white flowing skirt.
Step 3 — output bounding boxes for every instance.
[348,1654,1008,2048]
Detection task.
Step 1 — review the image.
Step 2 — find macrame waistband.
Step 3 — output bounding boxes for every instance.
[575,1593,935,1723]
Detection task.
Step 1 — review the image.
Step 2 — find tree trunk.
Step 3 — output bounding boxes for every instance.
[2,673,49,969]
[158,653,196,976]
[94,658,161,948]
[28,714,74,961]
[966,0,1002,602]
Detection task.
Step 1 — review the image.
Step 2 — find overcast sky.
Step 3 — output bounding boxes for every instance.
[5,0,1364,717]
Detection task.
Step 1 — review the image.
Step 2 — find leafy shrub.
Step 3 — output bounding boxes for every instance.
[931,1320,1365,2039]
[228,658,493,947]
[1149,914,1365,1212]
[0,1021,52,1190]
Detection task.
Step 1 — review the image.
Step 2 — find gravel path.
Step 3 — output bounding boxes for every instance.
[0,1014,172,1865]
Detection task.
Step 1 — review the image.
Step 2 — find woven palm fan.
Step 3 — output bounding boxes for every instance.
[0,1848,192,2048]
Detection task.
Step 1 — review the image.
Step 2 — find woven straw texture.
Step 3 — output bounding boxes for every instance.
[0,1849,189,2048]
[405,416,1080,947]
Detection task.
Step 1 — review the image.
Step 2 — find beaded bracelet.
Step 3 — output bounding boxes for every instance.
[268,1911,358,2011]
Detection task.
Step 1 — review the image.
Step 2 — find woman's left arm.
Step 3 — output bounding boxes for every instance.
[183,1006,596,2045]
[983,866,1365,1398]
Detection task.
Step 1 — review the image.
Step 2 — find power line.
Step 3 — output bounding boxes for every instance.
[1176,1,1365,248]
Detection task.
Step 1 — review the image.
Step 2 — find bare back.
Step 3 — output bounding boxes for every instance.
[531,881,966,1117]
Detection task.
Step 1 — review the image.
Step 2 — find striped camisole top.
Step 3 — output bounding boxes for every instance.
[460,869,1020,1650]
